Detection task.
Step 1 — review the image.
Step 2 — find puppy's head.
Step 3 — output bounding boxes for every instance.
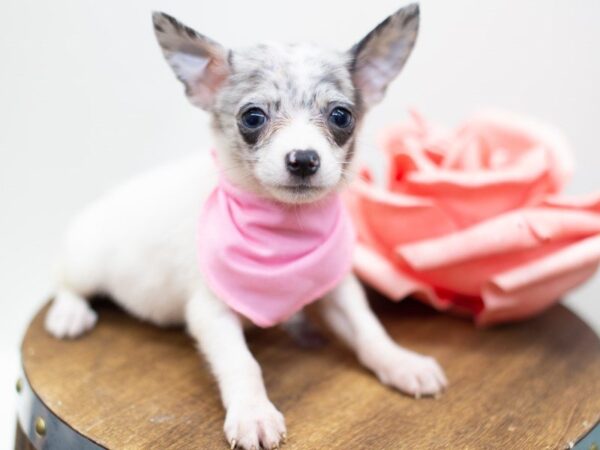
[153,5,419,204]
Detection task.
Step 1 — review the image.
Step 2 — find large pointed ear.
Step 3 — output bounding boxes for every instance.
[152,12,230,110]
[349,4,420,108]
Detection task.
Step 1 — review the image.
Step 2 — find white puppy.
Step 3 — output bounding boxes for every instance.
[45,5,447,449]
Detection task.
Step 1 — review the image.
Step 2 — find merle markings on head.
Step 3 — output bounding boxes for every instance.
[152,5,419,204]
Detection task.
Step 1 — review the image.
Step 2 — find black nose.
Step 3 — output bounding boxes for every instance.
[285,150,320,177]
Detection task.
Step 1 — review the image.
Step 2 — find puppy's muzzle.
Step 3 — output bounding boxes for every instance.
[285,149,320,178]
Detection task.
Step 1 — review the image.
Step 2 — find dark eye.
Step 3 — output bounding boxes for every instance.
[241,107,267,129]
[329,107,353,128]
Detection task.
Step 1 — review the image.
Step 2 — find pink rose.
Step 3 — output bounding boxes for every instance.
[347,110,600,325]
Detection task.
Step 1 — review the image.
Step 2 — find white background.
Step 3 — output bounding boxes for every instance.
[1,0,599,446]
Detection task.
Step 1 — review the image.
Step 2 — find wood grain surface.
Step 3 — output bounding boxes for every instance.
[21,291,600,449]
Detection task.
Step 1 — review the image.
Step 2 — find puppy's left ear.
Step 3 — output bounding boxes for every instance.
[152,12,230,110]
[349,4,420,108]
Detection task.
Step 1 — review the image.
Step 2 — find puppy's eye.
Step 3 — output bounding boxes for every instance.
[329,107,353,128]
[241,108,267,129]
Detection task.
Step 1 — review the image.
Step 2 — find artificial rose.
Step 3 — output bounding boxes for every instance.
[347,110,600,325]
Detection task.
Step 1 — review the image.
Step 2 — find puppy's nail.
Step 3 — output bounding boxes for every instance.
[229,439,237,450]
[414,392,421,399]
[434,392,442,400]
[281,432,287,443]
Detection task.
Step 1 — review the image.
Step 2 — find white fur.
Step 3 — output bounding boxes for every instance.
[47,151,447,448]
[255,111,343,197]
[46,6,444,448]
[55,154,214,326]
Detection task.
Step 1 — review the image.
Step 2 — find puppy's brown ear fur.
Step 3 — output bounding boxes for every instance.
[350,4,420,107]
[152,12,230,110]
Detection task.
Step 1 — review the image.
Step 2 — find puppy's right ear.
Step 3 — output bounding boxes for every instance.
[152,12,230,110]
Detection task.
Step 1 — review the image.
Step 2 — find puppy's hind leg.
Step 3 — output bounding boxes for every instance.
[45,288,98,339]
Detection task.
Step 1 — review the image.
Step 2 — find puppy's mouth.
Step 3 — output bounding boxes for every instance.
[265,181,331,204]
[267,178,329,192]
[279,184,324,192]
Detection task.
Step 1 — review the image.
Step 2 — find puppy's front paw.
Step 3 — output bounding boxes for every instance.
[224,398,286,449]
[362,345,448,398]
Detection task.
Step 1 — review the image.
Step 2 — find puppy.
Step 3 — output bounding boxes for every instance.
[45,4,447,449]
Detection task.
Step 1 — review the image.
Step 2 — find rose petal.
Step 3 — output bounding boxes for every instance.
[544,192,600,211]
[397,208,600,271]
[479,263,599,326]
[353,244,436,301]
[489,234,600,292]
[469,110,574,189]
[346,178,457,252]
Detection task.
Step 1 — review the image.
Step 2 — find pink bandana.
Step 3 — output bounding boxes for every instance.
[197,173,355,327]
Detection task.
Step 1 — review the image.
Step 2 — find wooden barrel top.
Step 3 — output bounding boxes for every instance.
[20,292,600,449]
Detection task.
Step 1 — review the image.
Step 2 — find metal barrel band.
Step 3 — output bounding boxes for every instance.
[16,368,104,450]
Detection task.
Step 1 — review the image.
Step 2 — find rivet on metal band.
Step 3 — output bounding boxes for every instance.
[35,417,46,437]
